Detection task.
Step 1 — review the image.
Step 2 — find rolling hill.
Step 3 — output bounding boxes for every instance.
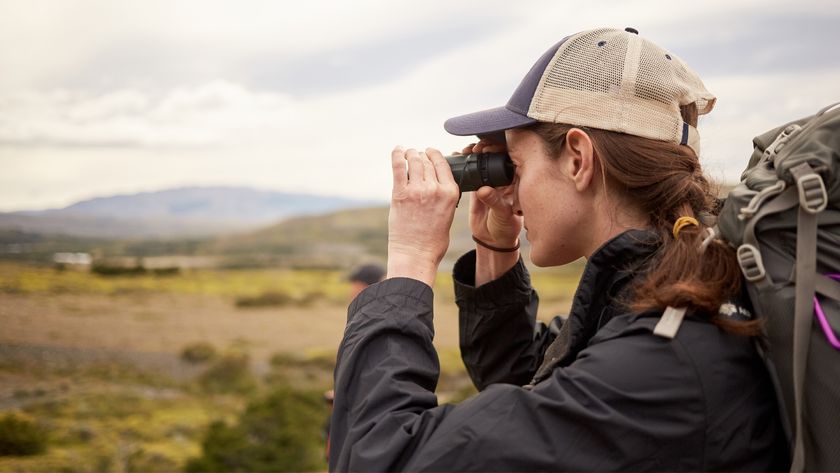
[0,186,381,238]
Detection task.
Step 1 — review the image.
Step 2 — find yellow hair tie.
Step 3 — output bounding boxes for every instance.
[672,216,699,238]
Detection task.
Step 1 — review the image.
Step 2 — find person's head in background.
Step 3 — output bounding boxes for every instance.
[348,263,385,298]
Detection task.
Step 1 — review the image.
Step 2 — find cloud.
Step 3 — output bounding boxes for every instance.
[659,11,840,77]
[2,0,839,211]
[699,68,840,181]
[0,82,297,148]
[0,0,519,95]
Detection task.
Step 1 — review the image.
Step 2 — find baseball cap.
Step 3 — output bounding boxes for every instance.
[348,263,385,285]
[444,27,715,155]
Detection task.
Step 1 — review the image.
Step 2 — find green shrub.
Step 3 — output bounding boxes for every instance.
[180,342,217,364]
[150,267,180,276]
[0,413,48,456]
[235,290,329,308]
[126,447,179,473]
[91,262,146,276]
[235,290,293,308]
[265,352,335,389]
[198,352,256,394]
[186,388,327,472]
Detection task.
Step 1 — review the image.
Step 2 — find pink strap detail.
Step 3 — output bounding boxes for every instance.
[813,274,840,350]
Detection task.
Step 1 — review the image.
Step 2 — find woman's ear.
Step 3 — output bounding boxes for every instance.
[562,128,596,192]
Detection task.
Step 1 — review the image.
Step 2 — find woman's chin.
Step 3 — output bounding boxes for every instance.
[529,249,551,267]
[530,245,577,268]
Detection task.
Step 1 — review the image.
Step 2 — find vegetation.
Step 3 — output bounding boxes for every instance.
[91,262,148,276]
[0,413,47,456]
[0,262,353,304]
[234,289,328,308]
[0,199,586,472]
[180,342,218,364]
[198,352,257,395]
[185,388,327,473]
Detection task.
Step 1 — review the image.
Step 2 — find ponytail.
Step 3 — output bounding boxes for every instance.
[529,105,761,336]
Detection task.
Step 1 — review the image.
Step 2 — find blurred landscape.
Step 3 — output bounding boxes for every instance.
[2,0,837,470]
[0,187,584,472]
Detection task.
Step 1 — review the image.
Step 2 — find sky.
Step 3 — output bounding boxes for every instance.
[1,0,839,211]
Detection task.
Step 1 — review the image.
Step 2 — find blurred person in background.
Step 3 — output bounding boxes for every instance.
[347,263,386,298]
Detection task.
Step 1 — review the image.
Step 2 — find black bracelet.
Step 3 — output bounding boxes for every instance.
[472,235,520,252]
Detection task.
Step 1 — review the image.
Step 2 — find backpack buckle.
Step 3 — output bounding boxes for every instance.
[763,124,801,159]
[737,244,766,282]
[739,180,786,220]
[796,172,828,214]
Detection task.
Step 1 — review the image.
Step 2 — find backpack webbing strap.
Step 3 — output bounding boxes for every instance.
[741,187,800,286]
[789,162,822,473]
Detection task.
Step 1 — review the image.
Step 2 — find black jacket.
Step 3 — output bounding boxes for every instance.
[330,230,788,472]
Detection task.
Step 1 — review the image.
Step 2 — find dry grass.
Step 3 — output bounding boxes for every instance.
[0,260,582,472]
[0,261,582,368]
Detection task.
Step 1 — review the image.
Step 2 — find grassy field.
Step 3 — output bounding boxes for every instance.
[0,260,583,472]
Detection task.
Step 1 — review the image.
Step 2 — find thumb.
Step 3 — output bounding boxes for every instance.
[475,186,512,215]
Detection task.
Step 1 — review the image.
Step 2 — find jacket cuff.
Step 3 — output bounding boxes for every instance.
[452,250,532,308]
[348,276,434,320]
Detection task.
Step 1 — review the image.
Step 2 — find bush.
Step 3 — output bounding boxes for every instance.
[265,352,335,388]
[150,267,180,276]
[186,388,327,472]
[0,413,48,456]
[180,342,217,364]
[198,352,256,395]
[126,447,179,473]
[235,290,328,308]
[91,262,146,276]
[235,291,294,308]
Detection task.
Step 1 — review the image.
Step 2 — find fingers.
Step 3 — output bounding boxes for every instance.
[426,148,457,189]
[474,139,508,155]
[456,140,507,156]
[476,186,512,215]
[405,148,425,184]
[391,146,407,190]
[395,146,458,198]
[421,151,435,183]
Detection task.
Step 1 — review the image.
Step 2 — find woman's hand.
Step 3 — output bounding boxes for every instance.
[464,140,522,247]
[463,140,523,286]
[387,146,460,288]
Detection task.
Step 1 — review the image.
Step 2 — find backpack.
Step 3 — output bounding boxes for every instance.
[717,102,840,472]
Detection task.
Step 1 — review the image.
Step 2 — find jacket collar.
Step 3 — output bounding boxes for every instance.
[560,229,660,365]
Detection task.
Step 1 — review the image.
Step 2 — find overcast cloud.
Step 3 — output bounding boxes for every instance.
[1,0,839,211]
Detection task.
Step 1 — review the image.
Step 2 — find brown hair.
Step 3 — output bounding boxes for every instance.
[528,105,761,336]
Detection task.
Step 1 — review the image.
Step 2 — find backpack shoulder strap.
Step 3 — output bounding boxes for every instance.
[788,162,825,473]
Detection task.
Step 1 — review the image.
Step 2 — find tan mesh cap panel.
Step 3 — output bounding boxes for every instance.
[528,28,715,154]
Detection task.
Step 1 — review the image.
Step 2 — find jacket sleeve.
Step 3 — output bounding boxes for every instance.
[329,277,705,473]
[452,250,551,389]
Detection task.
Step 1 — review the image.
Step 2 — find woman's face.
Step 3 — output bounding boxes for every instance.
[505,128,593,267]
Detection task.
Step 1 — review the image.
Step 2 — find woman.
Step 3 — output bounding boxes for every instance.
[329,27,789,471]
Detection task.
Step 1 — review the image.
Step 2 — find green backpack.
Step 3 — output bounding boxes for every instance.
[717,103,840,472]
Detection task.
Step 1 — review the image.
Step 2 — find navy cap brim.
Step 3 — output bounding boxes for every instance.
[444,106,537,137]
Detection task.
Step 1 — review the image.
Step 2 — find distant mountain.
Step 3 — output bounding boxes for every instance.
[201,202,507,270]
[0,200,534,270]
[0,187,382,238]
